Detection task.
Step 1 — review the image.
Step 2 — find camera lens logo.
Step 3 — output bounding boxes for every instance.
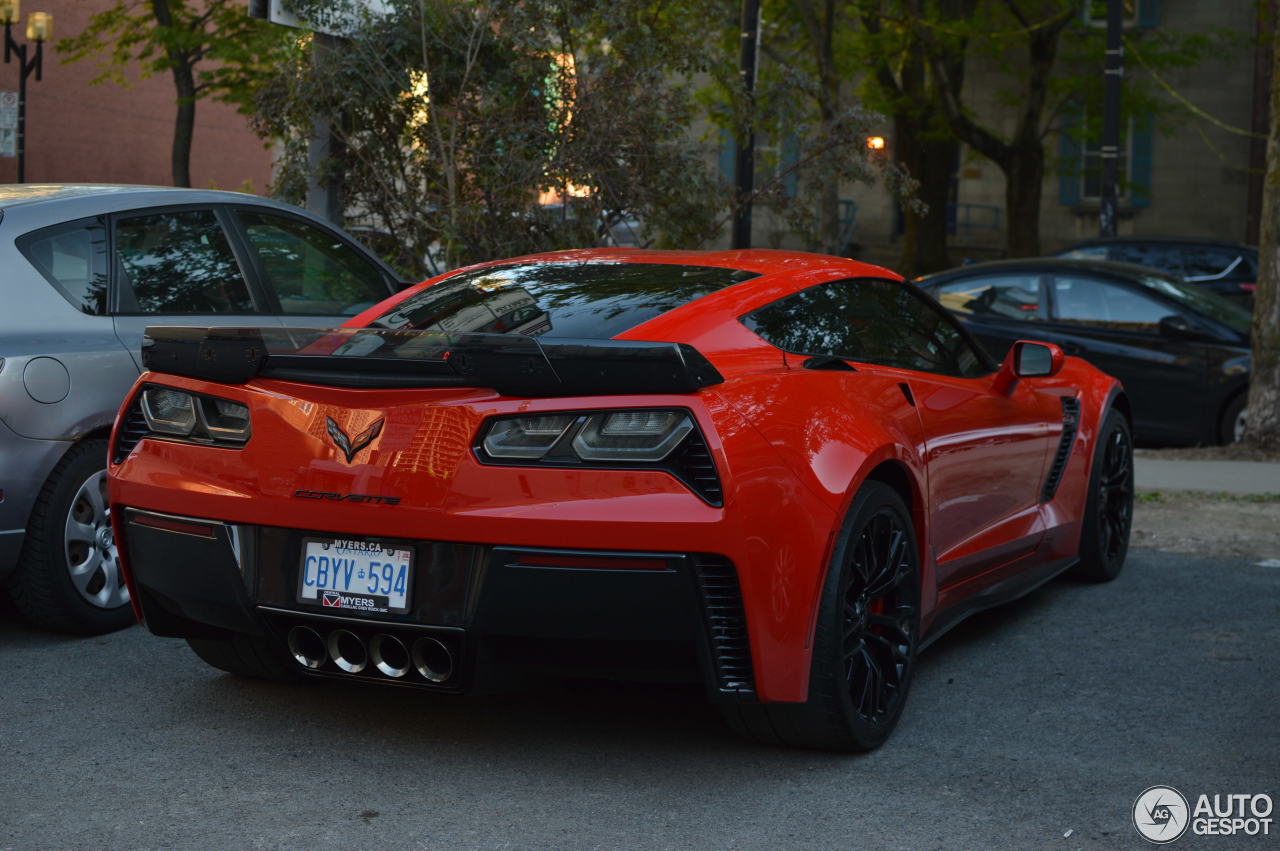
[1134,786,1191,844]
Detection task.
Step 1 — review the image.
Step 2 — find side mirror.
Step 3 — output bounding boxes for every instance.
[1158,314,1198,340]
[993,340,1065,394]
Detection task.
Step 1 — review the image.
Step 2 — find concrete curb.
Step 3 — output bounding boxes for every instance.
[1134,459,1280,496]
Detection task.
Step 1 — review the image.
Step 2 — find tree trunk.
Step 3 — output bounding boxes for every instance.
[1245,22,1280,448]
[896,113,956,277]
[1002,140,1043,257]
[152,0,194,187]
[171,75,196,188]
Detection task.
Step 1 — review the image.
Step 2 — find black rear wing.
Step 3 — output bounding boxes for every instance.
[141,326,724,397]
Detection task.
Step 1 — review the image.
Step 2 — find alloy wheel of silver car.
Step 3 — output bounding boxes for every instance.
[62,469,129,610]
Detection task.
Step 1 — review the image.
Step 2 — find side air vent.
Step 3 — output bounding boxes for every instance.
[692,555,755,697]
[1040,397,1081,503]
[112,396,149,464]
[670,431,723,507]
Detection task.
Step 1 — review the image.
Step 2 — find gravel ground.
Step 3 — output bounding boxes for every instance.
[1132,492,1280,562]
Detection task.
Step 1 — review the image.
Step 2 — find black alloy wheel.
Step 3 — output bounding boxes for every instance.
[1071,410,1133,582]
[722,481,920,751]
[839,507,917,727]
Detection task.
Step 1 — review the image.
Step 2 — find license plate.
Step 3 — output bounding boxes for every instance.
[298,538,413,615]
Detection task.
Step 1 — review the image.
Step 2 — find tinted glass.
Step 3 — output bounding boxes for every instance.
[1107,243,1183,274]
[370,262,757,338]
[1052,275,1174,330]
[1180,246,1245,280]
[17,218,109,314]
[115,209,255,314]
[930,273,1045,321]
[239,211,389,316]
[743,278,987,377]
[1137,273,1252,337]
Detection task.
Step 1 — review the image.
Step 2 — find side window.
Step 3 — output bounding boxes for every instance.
[237,211,389,316]
[930,274,1046,321]
[1108,243,1182,275]
[742,278,988,377]
[1051,275,1175,331]
[114,209,255,314]
[16,218,109,315]
[1180,247,1245,281]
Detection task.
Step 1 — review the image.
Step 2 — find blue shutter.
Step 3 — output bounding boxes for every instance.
[1058,111,1082,206]
[781,134,799,197]
[1138,0,1159,28]
[1129,116,1153,208]
[718,129,735,183]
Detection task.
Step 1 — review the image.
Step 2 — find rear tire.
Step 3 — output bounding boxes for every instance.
[187,633,302,683]
[1070,410,1133,582]
[723,481,920,751]
[8,440,134,635]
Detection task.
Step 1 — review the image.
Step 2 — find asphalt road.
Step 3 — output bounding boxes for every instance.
[1,551,1276,850]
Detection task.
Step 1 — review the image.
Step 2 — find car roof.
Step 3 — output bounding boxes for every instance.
[915,256,1177,286]
[0,184,312,228]
[483,247,897,279]
[1057,235,1256,252]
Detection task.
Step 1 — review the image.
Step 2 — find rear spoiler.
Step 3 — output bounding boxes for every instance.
[140,326,724,397]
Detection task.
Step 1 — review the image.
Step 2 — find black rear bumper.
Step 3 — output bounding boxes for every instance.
[119,508,756,702]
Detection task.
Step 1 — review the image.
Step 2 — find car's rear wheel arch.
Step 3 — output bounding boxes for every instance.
[862,460,926,572]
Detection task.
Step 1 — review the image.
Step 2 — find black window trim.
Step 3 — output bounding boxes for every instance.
[741,275,999,378]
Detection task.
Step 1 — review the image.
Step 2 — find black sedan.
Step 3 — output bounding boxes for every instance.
[918,258,1252,446]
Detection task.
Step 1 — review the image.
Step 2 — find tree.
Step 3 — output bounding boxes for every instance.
[1245,19,1280,448]
[863,0,1230,258]
[708,0,911,256]
[257,0,730,272]
[856,0,969,276]
[58,1,287,187]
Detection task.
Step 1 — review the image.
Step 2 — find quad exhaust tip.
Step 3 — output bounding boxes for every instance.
[327,629,368,674]
[287,625,453,683]
[369,634,411,679]
[412,636,454,683]
[287,625,327,669]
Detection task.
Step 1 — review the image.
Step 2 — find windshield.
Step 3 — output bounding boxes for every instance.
[369,261,758,339]
[1138,272,1252,337]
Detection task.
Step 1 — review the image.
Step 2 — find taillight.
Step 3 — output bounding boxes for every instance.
[475,408,722,505]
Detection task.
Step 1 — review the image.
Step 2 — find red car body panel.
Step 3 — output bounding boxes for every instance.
[108,248,1123,703]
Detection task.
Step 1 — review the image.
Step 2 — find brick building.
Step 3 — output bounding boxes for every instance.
[0,0,271,191]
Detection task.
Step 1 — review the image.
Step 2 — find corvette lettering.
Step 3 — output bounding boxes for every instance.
[293,490,401,505]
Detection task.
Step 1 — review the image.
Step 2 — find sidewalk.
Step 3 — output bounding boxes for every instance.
[1134,458,1280,495]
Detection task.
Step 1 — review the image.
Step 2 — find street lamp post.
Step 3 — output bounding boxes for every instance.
[2,2,53,183]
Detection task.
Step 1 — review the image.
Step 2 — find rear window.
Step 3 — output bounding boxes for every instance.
[368,261,757,338]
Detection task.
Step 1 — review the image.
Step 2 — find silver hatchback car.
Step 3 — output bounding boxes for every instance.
[0,185,406,634]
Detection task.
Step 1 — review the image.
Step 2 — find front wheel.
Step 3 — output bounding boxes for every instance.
[723,481,920,751]
[1070,410,1133,582]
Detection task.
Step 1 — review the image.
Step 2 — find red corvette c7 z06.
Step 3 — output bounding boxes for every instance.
[107,249,1133,750]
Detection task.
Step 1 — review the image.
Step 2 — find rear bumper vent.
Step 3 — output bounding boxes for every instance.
[670,431,723,506]
[112,395,148,464]
[1040,397,1081,503]
[692,555,755,697]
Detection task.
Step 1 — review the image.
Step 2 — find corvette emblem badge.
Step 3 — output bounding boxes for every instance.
[326,416,384,463]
